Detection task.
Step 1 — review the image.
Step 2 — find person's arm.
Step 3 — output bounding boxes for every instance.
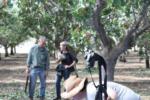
[107,88,117,100]
[55,52,63,64]
[27,50,32,67]
[26,48,33,73]
[56,58,61,64]
[65,53,77,68]
[65,60,76,68]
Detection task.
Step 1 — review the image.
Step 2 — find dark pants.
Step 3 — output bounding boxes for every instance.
[55,64,72,98]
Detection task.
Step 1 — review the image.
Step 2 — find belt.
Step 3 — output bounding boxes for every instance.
[34,66,43,68]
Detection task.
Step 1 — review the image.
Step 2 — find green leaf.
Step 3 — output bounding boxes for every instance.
[112,0,126,9]
[107,0,113,7]
[120,0,126,6]
[112,0,121,8]
[103,8,112,15]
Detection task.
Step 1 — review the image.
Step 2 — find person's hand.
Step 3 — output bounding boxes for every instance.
[64,65,70,69]
[25,67,30,76]
[58,53,65,60]
[107,88,116,100]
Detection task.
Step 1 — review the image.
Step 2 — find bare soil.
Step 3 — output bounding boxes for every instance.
[0,52,150,100]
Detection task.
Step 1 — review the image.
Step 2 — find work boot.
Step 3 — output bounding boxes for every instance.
[53,97,61,100]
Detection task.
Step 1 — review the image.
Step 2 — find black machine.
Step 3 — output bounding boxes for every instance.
[84,49,108,100]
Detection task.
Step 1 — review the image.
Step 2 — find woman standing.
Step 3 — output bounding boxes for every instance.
[53,41,78,100]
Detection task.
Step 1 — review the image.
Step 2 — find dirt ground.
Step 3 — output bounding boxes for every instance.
[0,51,150,100]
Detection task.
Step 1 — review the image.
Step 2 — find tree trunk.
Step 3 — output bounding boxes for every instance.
[0,53,1,60]
[10,45,14,55]
[145,48,149,68]
[145,58,149,68]
[14,47,16,54]
[105,57,117,81]
[4,46,9,57]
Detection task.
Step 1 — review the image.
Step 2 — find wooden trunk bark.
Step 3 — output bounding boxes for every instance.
[0,53,1,60]
[4,46,9,57]
[145,48,149,68]
[105,57,117,81]
[145,58,149,68]
[10,46,14,55]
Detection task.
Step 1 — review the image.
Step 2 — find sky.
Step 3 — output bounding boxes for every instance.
[0,38,36,54]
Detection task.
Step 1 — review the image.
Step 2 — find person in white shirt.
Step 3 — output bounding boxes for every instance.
[87,81,141,100]
[61,75,141,100]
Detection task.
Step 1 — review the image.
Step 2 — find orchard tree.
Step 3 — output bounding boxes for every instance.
[19,0,79,54]
[89,0,150,80]
[0,0,27,56]
[137,33,150,68]
[0,10,12,57]
[72,0,150,80]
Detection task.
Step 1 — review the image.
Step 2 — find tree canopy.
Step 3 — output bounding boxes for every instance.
[0,0,150,80]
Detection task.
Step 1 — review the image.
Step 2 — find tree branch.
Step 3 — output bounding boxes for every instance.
[121,0,150,50]
[136,24,150,37]
[127,0,150,36]
[92,0,110,47]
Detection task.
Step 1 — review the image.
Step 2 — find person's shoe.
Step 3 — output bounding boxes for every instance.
[29,97,33,100]
[40,96,45,100]
[53,97,61,100]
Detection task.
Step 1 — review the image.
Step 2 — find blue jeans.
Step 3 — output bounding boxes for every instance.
[29,68,46,98]
[55,65,72,97]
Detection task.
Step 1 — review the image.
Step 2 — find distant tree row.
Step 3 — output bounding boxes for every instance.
[0,0,28,57]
